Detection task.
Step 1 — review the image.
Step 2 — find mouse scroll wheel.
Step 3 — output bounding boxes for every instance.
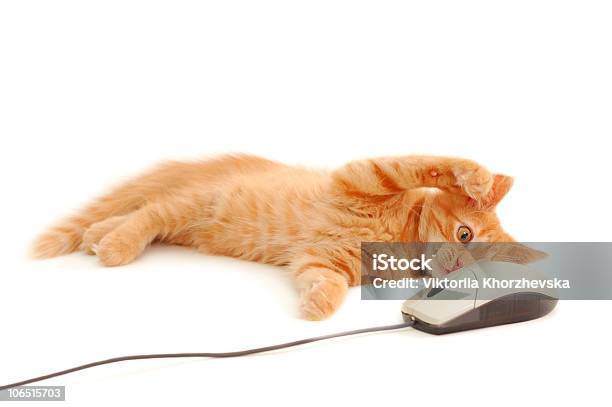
[427,286,445,298]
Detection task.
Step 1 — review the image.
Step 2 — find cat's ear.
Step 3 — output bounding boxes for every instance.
[479,174,514,209]
[489,242,548,265]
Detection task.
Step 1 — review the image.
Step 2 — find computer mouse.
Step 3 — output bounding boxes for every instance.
[401,261,558,334]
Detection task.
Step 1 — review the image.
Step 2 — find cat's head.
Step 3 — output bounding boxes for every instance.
[418,174,546,271]
[420,174,515,243]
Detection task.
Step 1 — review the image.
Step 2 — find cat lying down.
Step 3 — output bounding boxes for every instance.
[32,154,538,320]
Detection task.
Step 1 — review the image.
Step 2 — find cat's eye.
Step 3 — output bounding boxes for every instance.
[456,226,473,243]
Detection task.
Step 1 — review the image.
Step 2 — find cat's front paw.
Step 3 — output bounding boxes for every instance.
[298,269,348,320]
[431,244,476,277]
[450,160,493,200]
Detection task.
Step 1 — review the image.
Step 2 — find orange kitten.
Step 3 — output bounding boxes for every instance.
[32,154,519,320]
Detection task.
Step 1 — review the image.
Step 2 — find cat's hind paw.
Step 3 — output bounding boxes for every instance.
[80,216,127,255]
[96,232,144,267]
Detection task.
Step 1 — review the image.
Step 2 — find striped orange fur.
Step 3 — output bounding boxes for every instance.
[32,154,517,320]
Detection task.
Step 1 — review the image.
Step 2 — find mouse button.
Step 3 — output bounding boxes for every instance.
[463,262,486,279]
[473,261,559,302]
[426,268,477,298]
[476,260,546,281]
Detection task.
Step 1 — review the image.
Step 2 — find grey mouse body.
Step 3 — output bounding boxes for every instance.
[401,261,558,334]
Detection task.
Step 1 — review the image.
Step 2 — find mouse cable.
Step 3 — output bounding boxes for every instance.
[0,321,414,390]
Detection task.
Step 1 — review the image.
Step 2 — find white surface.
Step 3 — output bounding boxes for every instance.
[1,1,611,406]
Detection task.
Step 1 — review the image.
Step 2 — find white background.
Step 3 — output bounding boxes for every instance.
[1,1,611,406]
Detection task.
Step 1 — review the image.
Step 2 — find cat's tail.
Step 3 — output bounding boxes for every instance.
[31,216,89,259]
[30,160,197,259]
[30,166,163,259]
[30,194,142,259]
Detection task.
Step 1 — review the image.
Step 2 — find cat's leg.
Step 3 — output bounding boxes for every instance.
[95,200,196,267]
[332,155,494,200]
[295,267,349,320]
[80,215,128,254]
[291,249,359,320]
[94,206,159,266]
